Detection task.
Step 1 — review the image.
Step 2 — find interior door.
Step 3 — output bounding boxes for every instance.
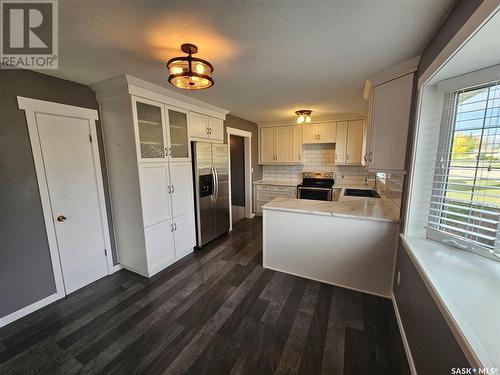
[212,143,230,238]
[302,124,318,144]
[260,127,275,162]
[346,120,364,164]
[318,122,336,143]
[335,121,348,163]
[139,164,171,227]
[276,126,292,162]
[36,113,109,294]
[167,108,190,161]
[169,162,193,218]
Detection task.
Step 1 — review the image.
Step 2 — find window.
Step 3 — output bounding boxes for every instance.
[427,81,500,261]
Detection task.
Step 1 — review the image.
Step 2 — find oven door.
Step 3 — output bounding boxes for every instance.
[297,186,333,201]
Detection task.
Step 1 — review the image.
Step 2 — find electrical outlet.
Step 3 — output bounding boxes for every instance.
[396,271,401,286]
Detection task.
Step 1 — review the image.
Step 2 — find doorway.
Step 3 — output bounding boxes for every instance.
[230,135,245,224]
[18,97,113,296]
[227,127,253,230]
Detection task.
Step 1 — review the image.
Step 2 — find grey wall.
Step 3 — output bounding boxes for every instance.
[224,114,262,182]
[394,246,469,373]
[0,70,117,318]
[396,0,485,370]
[230,135,245,206]
[417,0,484,78]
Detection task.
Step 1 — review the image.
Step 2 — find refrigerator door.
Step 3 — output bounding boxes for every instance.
[212,143,230,238]
[193,142,216,246]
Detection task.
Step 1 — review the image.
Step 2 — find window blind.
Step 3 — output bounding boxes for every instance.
[427,81,500,260]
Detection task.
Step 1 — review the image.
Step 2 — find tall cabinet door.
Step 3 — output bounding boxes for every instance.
[260,127,275,163]
[169,162,194,218]
[369,73,413,171]
[346,120,364,164]
[139,163,171,227]
[292,126,302,162]
[167,107,190,161]
[276,127,292,162]
[335,121,348,164]
[133,97,167,162]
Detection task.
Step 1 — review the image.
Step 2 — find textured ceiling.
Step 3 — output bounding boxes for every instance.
[49,0,455,123]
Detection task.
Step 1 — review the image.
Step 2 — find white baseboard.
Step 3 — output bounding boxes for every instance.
[391,293,418,375]
[112,264,122,273]
[0,292,63,328]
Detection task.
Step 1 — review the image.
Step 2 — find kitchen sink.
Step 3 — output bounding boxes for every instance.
[344,188,380,198]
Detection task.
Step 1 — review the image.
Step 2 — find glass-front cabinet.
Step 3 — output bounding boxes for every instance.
[133,97,190,162]
[166,107,190,161]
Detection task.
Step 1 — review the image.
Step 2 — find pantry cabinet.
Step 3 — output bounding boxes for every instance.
[302,122,336,144]
[259,125,303,164]
[93,75,228,277]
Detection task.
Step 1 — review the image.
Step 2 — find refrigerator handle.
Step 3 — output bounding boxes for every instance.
[213,167,219,199]
[211,166,217,200]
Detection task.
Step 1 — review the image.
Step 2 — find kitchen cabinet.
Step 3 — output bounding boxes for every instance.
[302,122,336,144]
[188,112,224,142]
[259,126,303,165]
[365,73,414,171]
[93,75,228,277]
[254,184,297,214]
[335,120,364,165]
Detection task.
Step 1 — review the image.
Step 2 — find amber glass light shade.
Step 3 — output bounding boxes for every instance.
[167,44,214,90]
[295,110,312,123]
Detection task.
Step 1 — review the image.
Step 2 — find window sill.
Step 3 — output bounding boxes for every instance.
[400,234,500,370]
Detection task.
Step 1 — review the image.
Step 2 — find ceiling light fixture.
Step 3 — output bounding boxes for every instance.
[167,43,214,90]
[295,110,312,124]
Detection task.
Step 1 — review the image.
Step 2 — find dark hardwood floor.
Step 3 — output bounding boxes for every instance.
[0,217,410,375]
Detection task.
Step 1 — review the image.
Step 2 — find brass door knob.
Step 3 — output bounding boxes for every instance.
[56,215,67,222]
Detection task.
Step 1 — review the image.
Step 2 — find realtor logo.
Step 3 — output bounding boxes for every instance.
[1,0,58,69]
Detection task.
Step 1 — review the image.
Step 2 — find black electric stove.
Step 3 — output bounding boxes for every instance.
[297,172,335,201]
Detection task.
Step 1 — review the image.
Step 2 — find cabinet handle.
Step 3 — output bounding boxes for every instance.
[171,185,175,193]
[298,154,301,160]
[174,223,177,231]
[170,223,174,232]
[169,147,172,156]
[168,185,171,194]
[346,154,349,160]
[164,147,168,157]
[363,153,367,162]
[369,152,373,162]
[206,127,209,135]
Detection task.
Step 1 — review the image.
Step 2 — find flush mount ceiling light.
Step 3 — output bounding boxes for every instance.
[295,110,312,124]
[167,43,214,90]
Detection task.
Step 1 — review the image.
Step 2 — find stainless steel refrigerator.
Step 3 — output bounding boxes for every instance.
[192,142,230,247]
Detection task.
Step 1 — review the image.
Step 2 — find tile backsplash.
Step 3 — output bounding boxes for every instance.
[263,144,375,187]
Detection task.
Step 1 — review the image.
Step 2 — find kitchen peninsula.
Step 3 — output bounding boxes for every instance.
[262,191,401,297]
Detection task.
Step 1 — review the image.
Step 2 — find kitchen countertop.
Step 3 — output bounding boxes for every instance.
[262,190,401,223]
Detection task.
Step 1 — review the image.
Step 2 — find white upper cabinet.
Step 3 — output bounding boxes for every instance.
[134,97,168,161]
[209,117,224,141]
[335,121,348,164]
[302,123,336,144]
[345,120,364,165]
[166,107,190,161]
[259,126,303,165]
[188,112,224,142]
[366,72,414,171]
[260,127,275,163]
